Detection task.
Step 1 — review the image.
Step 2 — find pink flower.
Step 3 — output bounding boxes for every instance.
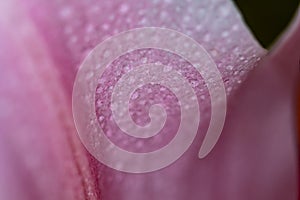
[0,0,299,199]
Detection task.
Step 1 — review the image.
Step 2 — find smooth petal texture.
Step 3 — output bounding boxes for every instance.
[0,1,100,200]
[0,0,298,200]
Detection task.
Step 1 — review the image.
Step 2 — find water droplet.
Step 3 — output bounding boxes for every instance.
[196,25,202,31]
[160,87,166,92]
[131,92,139,100]
[102,23,110,31]
[99,116,105,122]
[85,71,94,80]
[226,65,234,70]
[160,11,168,19]
[204,34,210,42]
[220,6,230,17]
[221,31,229,38]
[183,15,191,22]
[85,24,94,33]
[232,24,239,31]
[136,141,144,149]
[119,4,129,14]
[97,99,104,107]
[210,50,218,57]
[103,50,111,58]
[190,80,199,87]
[163,65,172,72]
[59,7,72,18]
[141,57,148,63]
[70,35,77,43]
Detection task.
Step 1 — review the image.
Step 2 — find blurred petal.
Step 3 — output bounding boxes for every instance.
[0,1,99,200]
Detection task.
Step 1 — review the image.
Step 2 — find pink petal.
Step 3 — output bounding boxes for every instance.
[0,0,298,200]
[0,1,99,199]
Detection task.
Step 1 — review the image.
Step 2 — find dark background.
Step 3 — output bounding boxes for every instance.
[234,0,299,48]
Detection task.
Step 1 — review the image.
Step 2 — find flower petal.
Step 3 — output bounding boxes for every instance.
[0,0,298,200]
